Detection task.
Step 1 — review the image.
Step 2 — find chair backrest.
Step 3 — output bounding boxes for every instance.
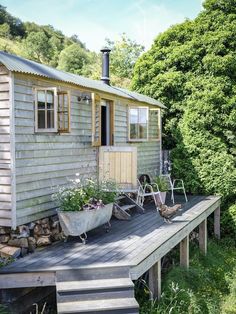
[160,174,173,190]
[138,174,152,185]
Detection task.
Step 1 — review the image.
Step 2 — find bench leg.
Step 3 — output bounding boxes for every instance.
[180,235,189,269]
[214,206,220,239]
[149,260,161,301]
[199,219,207,255]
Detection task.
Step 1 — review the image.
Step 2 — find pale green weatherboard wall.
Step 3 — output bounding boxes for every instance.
[0,65,12,227]
[2,72,161,226]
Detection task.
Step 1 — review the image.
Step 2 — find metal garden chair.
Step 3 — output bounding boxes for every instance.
[137,174,164,207]
[160,174,188,204]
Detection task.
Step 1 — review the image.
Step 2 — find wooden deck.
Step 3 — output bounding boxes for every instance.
[0,194,221,287]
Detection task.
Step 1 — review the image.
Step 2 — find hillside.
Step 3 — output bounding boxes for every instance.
[0,5,144,88]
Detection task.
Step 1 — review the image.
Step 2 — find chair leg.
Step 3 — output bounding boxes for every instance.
[171,189,175,204]
[184,189,188,202]
[139,195,144,207]
[153,194,158,207]
[182,186,188,202]
[160,192,164,205]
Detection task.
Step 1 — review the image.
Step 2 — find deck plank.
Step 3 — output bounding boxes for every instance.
[0,195,221,279]
[2,209,151,271]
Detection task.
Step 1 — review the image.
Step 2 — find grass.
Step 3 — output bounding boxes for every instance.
[137,237,236,314]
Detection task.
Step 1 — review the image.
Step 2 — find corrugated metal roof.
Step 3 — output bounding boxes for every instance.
[0,51,165,108]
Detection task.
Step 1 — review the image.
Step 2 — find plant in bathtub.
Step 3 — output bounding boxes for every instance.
[52,177,117,243]
[152,176,168,204]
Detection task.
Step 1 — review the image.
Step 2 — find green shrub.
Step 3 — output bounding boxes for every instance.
[221,269,236,314]
[221,204,236,241]
[132,0,236,207]
[138,239,236,314]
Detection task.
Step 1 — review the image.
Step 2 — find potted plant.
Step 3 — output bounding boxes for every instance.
[52,176,117,243]
[152,176,168,204]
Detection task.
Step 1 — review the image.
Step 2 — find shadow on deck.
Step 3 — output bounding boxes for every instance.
[0,194,221,313]
[0,194,220,279]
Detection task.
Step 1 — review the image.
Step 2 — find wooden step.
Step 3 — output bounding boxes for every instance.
[57,288,134,302]
[57,278,134,292]
[115,195,126,201]
[57,297,139,313]
[57,278,134,302]
[56,267,130,282]
[119,205,136,211]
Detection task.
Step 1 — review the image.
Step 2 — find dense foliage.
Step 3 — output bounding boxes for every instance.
[138,238,236,313]
[106,34,144,87]
[132,0,236,207]
[0,5,25,37]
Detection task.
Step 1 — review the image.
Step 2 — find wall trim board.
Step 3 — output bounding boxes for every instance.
[9,72,16,229]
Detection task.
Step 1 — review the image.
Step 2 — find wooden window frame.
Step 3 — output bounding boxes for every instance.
[128,106,149,142]
[101,98,115,146]
[34,87,58,133]
[57,91,71,133]
[148,108,161,141]
[91,93,101,146]
[91,93,115,147]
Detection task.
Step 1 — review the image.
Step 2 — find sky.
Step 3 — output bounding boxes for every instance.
[1,0,203,51]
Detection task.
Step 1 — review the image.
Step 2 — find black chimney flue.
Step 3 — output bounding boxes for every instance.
[100,47,111,85]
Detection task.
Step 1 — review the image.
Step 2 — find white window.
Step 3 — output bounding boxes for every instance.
[129,107,148,141]
[35,88,57,132]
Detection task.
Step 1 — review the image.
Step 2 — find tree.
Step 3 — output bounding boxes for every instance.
[0,5,25,37]
[0,23,10,38]
[57,43,90,75]
[105,34,144,88]
[132,0,236,202]
[23,31,53,63]
[48,35,64,67]
[68,34,86,49]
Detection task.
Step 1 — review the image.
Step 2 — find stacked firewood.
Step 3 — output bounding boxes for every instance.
[0,216,64,259]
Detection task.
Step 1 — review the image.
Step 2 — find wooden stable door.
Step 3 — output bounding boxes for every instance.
[99,146,137,190]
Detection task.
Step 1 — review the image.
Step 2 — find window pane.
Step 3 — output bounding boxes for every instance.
[58,94,62,108]
[129,108,138,139]
[38,101,45,110]
[139,108,148,124]
[139,123,147,139]
[58,93,69,132]
[38,91,45,102]
[58,112,63,129]
[38,110,45,129]
[64,94,68,107]
[47,91,54,109]
[64,113,68,127]
[149,109,159,139]
[37,91,45,109]
[130,123,138,139]
[47,110,54,128]
[130,108,138,123]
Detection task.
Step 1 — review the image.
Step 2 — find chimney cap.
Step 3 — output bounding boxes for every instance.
[100,47,111,53]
